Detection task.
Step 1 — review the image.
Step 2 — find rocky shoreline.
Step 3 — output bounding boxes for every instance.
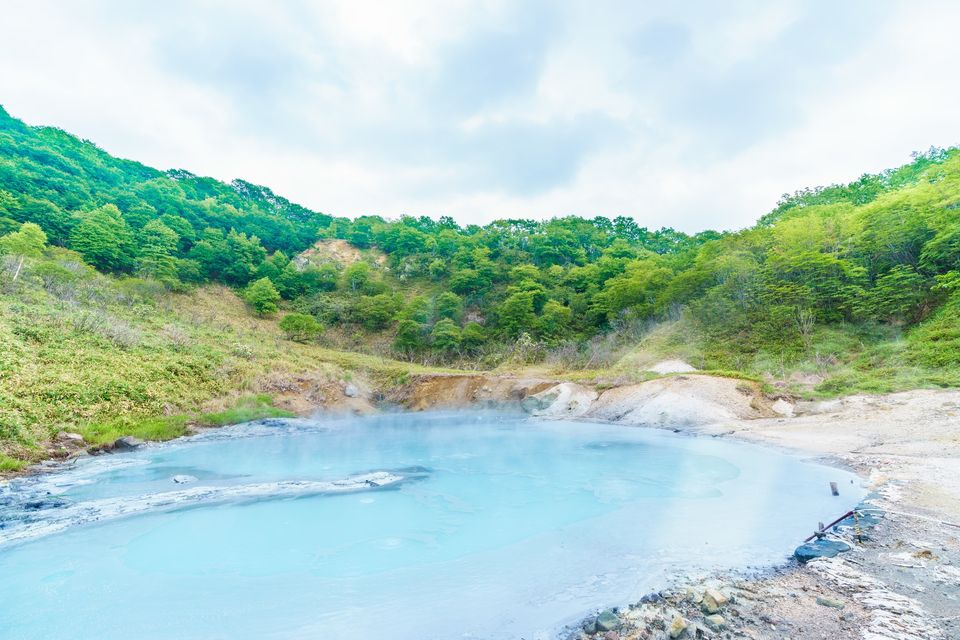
[563,480,958,639]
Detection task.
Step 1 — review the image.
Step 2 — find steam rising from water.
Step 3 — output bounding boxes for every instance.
[0,413,865,640]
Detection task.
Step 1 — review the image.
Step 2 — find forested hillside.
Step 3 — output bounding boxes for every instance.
[2,105,959,405]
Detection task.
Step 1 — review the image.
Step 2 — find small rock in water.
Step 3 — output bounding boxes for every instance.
[703,614,725,631]
[172,475,198,484]
[816,596,845,609]
[794,538,851,563]
[112,436,143,451]
[595,609,619,632]
[668,615,688,638]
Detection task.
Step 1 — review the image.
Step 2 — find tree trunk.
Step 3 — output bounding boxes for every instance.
[12,255,24,281]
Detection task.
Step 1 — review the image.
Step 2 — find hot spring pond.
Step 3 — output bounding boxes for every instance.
[0,413,864,639]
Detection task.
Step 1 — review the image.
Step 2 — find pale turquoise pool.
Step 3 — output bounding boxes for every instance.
[0,412,864,639]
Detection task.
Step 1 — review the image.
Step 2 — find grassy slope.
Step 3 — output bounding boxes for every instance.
[609,312,960,398]
[0,272,461,466]
[3,250,957,469]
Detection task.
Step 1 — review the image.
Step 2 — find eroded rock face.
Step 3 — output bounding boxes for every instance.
[391,372,776,431]
[772,398,796,417]
[584,376,774,429]
[521,383,598,418]
[395,374,556,411]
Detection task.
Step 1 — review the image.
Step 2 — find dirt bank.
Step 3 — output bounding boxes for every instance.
[719,389,960,523]
[388,373,558,411]
[392,372,775,425]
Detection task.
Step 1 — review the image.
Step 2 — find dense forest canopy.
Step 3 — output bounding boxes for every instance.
[2,105,959,369]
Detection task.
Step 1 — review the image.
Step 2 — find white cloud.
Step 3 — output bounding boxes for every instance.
[1,0,958,232]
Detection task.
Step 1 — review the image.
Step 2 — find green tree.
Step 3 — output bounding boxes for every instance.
[539,300,572,339]
[401,295,431,324]
[431,318,461,353]
[864,265,929,322]
[498,290,537,338]
[434,292,463,321]
[244,277,281,316]
[342,261,372,292]
[279,313,324,342]
[461,322,487,353]
[69,204,134,272]
[0,222,47,281]
[394,319,425,354]
[136,219,180,284]
[354,293,400,330]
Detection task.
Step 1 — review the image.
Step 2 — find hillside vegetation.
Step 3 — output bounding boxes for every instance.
[2,106,960,466]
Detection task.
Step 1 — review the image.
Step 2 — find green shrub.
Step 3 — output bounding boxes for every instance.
[244,277,281,315]
[279,313,324,342]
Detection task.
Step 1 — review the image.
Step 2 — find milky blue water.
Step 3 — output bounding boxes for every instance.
[0,413,865,640]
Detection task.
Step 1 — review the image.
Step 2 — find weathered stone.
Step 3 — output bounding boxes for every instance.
[112,436,143,451]
[685,587,703,604]
[343,383,359,398]
[603,632,619,640]
[703,614,725,631]
[582,617,596,634]
[816,596,845,609]
[794,538,851,563]
[771,398,795,417]
[596,610,619,632]
[668,615,688,638]
[56,432,84,443]
[703,589,729,609]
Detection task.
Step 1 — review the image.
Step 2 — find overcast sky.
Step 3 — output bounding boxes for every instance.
[2,1,959,231]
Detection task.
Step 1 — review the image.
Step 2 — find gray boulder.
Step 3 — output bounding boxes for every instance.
[112,436,144,451]
[703,614,725,631]
[595,610,619,632]
[794,538,851,563]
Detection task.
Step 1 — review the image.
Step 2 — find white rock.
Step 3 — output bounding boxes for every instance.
[525,383,598,418]
[772,398,795,417]
[647,359,698,374]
